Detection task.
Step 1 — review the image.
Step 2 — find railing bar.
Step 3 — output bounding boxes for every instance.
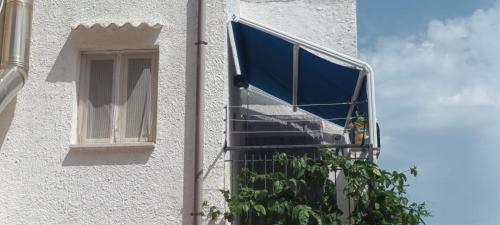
[245,90,250,147]
[244,149,248,186]
[225,101,367,108]
[230,158,371,163]
[252,153,255,189]
[226,144,377,151]
[264,152,267,190]
[250,154,253,225]
[271,154,275,193]
[334,166,338,219]
[285,155,288,178]
[348,194,352,223]
[228,116,359,121]
[229,130,345,134]
[228,118,349,122]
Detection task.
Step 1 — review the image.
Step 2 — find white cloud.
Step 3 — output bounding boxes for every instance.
[362,1,500,136]
[361,3,500,224]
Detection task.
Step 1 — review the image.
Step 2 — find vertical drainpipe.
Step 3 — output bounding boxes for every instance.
[193,0,207,224]
[0,0,34,113]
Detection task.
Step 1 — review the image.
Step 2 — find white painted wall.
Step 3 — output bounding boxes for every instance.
[0,1,228,224]
[241,0,358,56]
[0,0,357,224]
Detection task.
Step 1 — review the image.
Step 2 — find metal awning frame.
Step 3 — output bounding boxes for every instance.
[227,17,379,149]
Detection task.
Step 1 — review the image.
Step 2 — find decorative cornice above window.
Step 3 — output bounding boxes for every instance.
[62,22,162,52]
[71,22,163,32]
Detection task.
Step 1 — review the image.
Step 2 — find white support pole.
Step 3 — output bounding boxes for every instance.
[292,44,300,112]
[228,22,242,75]
[344,70,366,128]
[367,70,378,148]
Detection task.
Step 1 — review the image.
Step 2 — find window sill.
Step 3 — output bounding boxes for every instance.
[69,142,155,151]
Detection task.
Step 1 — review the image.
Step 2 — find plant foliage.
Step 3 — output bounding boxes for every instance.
[208,149,430,225]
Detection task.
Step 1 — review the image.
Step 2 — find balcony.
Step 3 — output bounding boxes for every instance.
[222,17,380,223]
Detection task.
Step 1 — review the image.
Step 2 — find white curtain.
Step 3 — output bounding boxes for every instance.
[86,59,114,140]
[124,58,152,140]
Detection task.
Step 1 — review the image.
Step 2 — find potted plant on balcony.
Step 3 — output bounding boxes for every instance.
[348,116,368,145]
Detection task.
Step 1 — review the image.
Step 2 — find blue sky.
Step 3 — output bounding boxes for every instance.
[357,0,500,224]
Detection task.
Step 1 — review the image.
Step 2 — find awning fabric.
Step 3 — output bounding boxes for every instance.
[231,21,368,126]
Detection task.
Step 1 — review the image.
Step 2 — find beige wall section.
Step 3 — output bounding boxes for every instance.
[240,0,358,56]
[0,0,228,224]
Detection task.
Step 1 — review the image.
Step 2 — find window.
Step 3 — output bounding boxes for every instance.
[77,51,158,144]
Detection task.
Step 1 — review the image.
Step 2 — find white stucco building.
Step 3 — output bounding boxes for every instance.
[0,0,377,224]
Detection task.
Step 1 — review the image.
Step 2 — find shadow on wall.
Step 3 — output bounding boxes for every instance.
[45,31,79,83]
[46,23,162,83]
[62,148,153,166]
[0,98,16,149]
[182,0,197,224]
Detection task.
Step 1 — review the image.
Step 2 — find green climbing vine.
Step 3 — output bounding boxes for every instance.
[207,149,430,225]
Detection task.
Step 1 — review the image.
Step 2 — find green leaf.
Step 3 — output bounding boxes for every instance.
[268,200,288,214]
[254,204,267,216]
[273,180,286,193]
[240,202,250,213]
[292,205,311,225]
[410,166,418,177]
[310,211,324,225]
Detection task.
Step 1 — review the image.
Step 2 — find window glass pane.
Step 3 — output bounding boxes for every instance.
[125,58,152,140]
[86,59,114,140]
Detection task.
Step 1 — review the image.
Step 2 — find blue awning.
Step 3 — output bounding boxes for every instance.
[231,21,368,126]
